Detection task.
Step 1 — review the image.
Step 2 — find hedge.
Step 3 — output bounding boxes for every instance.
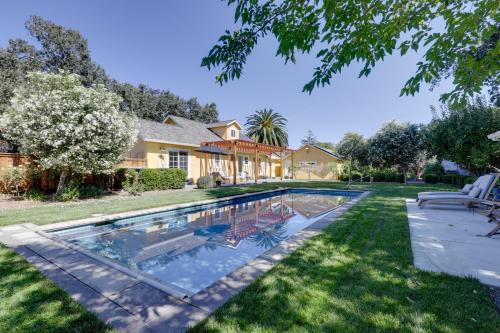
[138,168,187,191]
[423,174,439,184]
[442,173,477,188]
[197,176,214,189]
[340,170,404,183]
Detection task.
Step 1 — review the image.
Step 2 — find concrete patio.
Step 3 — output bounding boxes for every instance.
[406,200,500,287]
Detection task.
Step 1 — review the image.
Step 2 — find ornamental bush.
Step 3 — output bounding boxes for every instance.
[139,168,186,191]
[423,174,439,184]
[0,71,138,194]
[197,176,214,189]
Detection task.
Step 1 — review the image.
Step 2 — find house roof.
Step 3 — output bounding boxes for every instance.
[488,131,500,141]
[138,116,223,146]
[311,145,342,159]
[206,119,242,129]
[290,144,342,160]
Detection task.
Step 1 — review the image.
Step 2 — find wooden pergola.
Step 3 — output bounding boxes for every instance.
[200,139,295,184]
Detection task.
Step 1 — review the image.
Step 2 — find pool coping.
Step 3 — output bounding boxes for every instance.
[0,188,370,333]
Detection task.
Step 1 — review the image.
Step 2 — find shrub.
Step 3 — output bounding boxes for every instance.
[25,188,44,201]
[424,174,439,184]
[56,182,81,201]
[197,176,214,189]
[139,168,186,191]
[80,185,106,198]
[123,169,142,195]
[423,162,445,177]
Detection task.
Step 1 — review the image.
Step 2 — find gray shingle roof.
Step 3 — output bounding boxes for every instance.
[138,116,223,146]
[312,145,342,159]
[206,119,240,128]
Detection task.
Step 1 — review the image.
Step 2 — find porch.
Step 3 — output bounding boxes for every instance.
[198,140,295,185]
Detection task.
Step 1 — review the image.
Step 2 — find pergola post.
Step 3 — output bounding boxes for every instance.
[204,152,209,177]
[232,141,237,185]
[280,150,284,181]
[269,154,272,180]
[291,151,295,179]
[255,144,259,184]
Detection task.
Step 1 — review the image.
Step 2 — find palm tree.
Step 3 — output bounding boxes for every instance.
[245,109,288,147]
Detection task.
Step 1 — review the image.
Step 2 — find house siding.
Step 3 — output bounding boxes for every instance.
[284,145,343,180]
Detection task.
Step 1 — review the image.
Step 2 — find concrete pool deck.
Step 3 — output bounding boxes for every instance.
[0,190,370,333]
[406,200,500,287]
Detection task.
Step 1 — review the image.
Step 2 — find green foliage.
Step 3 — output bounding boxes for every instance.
[24,188,44,201]
[336,132,367,163]
[301,130,318,146]
[423,174,439,184]
[197,176,214,189]
[425,98,500,174]
[369,121,424,183]
[370,169,405,183]
[56,182,80,201]
[245,108,288,147]
[315,141,335,151]
[0,16,219,124]
[442,174,478,188]
[79,186,106,199]
[122,169,143,195]
[203,0,499,105]
[138,168,187,191]
[423,161,445,177]
[1,167,25,197]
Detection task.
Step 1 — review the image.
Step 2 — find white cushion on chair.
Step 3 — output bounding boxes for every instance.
[461,184,474,194]
[468,187,481,198]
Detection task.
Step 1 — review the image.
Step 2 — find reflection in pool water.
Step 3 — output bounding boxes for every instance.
[51,189,357,294]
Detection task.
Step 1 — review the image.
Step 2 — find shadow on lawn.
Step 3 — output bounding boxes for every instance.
[189,188,499,333]
[0,246,109,333]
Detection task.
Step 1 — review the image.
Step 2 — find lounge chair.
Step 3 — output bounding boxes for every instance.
[417,176,482,199]
[418,173,499,209]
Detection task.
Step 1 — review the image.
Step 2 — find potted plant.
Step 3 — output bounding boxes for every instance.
[215,176,223,187]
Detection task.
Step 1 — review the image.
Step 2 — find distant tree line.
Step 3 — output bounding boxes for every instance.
[0,16,219,130]
[302,98,499,182]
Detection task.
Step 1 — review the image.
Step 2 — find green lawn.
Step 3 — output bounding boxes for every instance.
[1,181,358,226]
[190,183,499,333]
[0,245,110,333]
[1,182,498,333]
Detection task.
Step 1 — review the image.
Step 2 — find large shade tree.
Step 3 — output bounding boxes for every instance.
[370,121,424,184]
[202,0,499,105]
[0,16,219,125]
[425,98,500,174]
[0,71,138,193]
[336,132,368,182]
[245,108,288,146]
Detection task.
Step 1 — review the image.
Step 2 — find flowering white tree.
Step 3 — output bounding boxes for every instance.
[0,71,138,193]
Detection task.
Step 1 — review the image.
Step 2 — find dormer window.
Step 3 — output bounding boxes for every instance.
[230,129,237,138]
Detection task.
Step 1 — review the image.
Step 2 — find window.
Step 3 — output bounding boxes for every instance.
[230,129,237,138]
[169,151,188,172]
[213,154,221,170]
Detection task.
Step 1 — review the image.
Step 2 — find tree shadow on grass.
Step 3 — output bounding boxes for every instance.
[0,245,110,333]
[189,188,500,333]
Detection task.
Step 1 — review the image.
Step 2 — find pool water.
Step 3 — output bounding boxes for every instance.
[50,189,359,295]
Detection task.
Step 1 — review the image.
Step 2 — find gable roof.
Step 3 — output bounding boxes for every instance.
[138,116,223,146]
[206,119,242,129]
[294,144,343,160]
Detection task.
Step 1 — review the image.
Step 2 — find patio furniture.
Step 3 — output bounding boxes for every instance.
[418,173,499,209]
[417,177,483,199]
[475,200,500,237]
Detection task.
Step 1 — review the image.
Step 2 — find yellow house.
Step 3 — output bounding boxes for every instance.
[121,115,292,184]
[283,144,344,180]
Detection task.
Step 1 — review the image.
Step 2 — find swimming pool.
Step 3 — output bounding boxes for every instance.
[49,189,360,296]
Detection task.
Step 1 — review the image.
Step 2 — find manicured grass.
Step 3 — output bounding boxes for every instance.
[190,183,500,333]
[1,181,358,226]
[0,244,111,333]
[1,182,497,333]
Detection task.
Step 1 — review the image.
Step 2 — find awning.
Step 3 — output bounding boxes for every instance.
[195,145,231,155]
[487,131,500,141]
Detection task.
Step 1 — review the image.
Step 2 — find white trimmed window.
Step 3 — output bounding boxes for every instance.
[213,154,221,171]
[168,151,188,172]
[230,129,237,138]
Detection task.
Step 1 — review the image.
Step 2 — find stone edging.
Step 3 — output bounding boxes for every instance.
[0,189,370,333]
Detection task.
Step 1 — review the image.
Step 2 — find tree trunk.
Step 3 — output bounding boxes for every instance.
[56,170,67,195]
[402,166,407,185]
[348,157,352,183]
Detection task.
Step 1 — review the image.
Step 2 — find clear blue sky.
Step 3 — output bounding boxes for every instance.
[0,0,452,148]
